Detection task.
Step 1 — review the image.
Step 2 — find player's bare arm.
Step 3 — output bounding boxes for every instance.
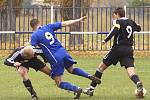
[61,16,87,26]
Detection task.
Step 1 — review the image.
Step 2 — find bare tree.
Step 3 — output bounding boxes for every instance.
[0,0,22,42]
[60,0,89,47]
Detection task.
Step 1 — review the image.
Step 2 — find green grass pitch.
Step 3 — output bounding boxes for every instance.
[0,55,149,100]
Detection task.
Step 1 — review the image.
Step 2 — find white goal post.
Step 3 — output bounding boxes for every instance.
[124,5,127,18]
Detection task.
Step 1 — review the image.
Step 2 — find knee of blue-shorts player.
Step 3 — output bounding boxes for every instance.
[66,65,74,73]
[53,75,63,87]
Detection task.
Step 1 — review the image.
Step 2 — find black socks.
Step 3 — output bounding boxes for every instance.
[90,69,103,88]
[23,79,37,96]
[130,74,140,85]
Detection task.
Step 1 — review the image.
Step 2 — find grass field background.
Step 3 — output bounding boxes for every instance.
[0,54,149,100]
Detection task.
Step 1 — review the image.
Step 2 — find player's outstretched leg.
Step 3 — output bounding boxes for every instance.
[18,66,38,100]
[84,63,108,96]
[127,67,147,99]
[54,76,82,99]
[59,82,82,99]
[67,66,101,84]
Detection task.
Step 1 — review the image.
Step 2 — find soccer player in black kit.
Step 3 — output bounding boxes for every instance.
[84,7,147,99]
[4,46,51,100]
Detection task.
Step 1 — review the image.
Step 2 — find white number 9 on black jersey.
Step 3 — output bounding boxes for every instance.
[126,25,133,39]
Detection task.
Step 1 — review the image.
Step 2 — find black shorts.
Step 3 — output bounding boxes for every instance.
[21,58,46,71]
[103,45,134,68]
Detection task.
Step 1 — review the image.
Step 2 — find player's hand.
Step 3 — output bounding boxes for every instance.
[14,62,21,68]
[102,40,106,45]
[80,16,87,22]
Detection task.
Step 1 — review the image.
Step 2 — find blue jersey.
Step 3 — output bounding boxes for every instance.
[30,22,67,65]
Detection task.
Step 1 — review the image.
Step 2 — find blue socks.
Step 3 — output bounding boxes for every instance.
[72,68,90,78]
[59,82,79,92]
[58,68,90,92]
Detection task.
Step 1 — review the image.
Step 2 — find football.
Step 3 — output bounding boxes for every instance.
[135,88,147,98]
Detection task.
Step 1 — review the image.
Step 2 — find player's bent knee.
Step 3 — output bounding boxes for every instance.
[54,76,63,87]
[55,80,62,87]
[19,71,27,78]
[66,65,74,73]
[127,67,136,77]
[18,67,28,77]
[99,63,108,71]
[40,66,51,75]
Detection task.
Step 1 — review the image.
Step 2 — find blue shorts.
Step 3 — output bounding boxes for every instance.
[50,54,77,79]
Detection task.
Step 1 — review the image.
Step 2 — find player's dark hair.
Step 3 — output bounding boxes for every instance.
[113,7,125,17]
[30,19,39,28]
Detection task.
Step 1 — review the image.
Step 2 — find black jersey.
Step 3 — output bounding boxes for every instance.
[4,47,47,67]
[104,17,141,46]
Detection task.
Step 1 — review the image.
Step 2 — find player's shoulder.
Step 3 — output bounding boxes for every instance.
[46,22,62,27]
[10,46,23,55]
[32,29,43,37]
[32,30,38,35]
[117,17,135,23]
[31,31,37,38]
[116,18,136,27]
[116,17,127,23]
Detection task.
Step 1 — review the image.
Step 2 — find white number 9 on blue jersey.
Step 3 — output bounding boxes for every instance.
[45,32,54,45]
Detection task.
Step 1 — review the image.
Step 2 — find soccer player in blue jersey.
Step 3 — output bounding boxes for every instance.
[30,17,100,99]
